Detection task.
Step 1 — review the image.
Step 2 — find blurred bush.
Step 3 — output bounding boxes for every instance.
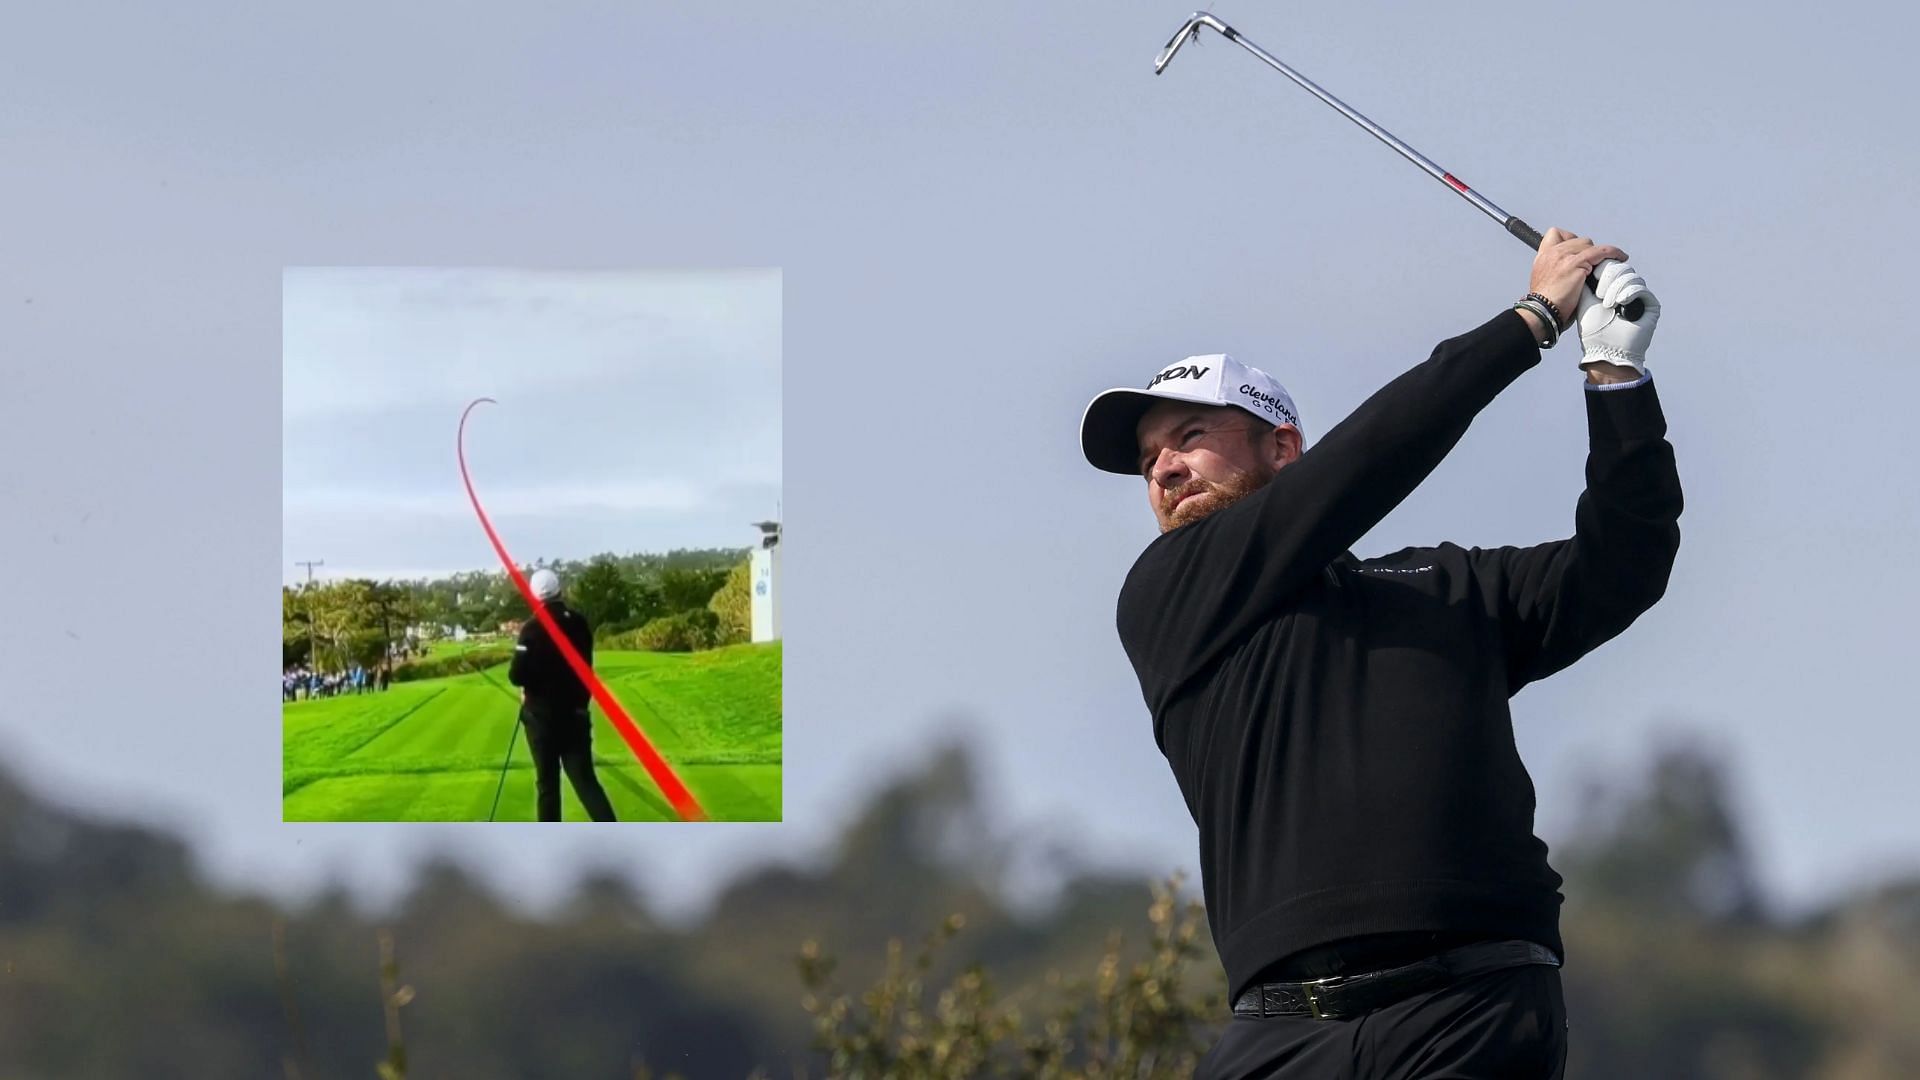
[798,877,1224,1078]
[389,646,515,684]
[1,734,1917,1076]
[619,609,725,653]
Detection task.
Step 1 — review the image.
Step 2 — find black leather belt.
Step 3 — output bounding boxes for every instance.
[1231,939,1560,1020]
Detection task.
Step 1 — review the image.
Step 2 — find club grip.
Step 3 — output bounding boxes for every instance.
[1506,215,1645,322]
[1507,217,1544,249]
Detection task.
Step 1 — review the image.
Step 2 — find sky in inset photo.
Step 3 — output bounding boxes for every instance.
[282,267,781,585]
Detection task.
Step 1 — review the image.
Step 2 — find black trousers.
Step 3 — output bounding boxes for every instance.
[1199,965,1567,1080]
[519,702,617,822]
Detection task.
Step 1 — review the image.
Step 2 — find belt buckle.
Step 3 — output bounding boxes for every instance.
[1301,975,1345,1020]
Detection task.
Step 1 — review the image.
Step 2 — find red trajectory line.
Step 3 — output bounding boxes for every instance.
[456,397,707,822]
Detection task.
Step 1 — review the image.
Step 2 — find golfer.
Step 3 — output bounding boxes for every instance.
[508,568,617,822]
[1079,230,1679,1078]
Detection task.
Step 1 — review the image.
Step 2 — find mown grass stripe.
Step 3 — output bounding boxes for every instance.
[283,645,779,820]
[282,688,448,796]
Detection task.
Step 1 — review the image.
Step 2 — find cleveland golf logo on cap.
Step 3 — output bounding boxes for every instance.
[1239,382,1300,427]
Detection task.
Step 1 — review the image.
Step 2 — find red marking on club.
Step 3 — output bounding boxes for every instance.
[1441,173,1470,194]
[457,398,707,822]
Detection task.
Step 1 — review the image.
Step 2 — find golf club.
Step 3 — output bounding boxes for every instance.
[487,717,520,823]
[1155,12,1645,322]
[473,657,525,821]
[468,654,528,822]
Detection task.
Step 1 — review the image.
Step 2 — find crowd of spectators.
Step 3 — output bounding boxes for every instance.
[281,636,472,703]
[282,663,389,702]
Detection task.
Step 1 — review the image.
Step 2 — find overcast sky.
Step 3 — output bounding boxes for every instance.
[282,267,780,585]
[3,0,1916,923]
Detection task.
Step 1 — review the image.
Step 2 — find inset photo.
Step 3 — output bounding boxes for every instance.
[281,267,781,823]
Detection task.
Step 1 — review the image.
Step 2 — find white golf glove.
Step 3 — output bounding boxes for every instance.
[1575,261,1661,375]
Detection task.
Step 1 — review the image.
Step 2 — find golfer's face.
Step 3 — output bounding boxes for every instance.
[1136,402,1275,533]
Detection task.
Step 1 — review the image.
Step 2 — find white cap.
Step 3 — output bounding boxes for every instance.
[1079,354,1304,475]
[529,568,562,600]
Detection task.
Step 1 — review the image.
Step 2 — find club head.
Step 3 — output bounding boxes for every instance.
[1154,12,1233,74]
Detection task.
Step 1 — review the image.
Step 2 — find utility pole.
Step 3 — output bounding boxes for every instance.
[295,559,324,671]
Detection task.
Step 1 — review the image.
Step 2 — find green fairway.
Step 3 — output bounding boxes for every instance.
[282,644,781,822]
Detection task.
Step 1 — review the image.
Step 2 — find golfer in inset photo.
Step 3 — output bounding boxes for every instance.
[1079,230,1679,1078]
[510,568,617,823]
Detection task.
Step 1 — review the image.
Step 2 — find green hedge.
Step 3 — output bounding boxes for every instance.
[597,627,646,651]
[391,646,515,684]
[613,609,725,652]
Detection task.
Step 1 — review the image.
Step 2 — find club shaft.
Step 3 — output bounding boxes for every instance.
[488,711,520,822]
[1158,13,1644,319]
[1210,24,1515,229]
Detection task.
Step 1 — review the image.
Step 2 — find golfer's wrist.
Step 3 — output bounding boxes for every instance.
[1582,361,1642,385]
[1512,304,1550,345]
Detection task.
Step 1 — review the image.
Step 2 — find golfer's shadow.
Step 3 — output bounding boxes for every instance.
[604,764,677,821]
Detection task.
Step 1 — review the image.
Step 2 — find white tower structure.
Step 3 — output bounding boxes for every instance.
[750,520,781,642]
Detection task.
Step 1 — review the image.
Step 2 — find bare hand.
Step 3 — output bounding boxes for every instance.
[1530,228,1628,328]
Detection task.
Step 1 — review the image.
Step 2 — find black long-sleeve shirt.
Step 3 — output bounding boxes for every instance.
[1115,309,1682,997]
[507,600,594,710]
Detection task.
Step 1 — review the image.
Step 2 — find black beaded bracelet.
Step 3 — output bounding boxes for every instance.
[1525,292,1567,330]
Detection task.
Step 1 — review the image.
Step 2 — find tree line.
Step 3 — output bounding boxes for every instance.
[2,737,1914,1076]
[282,547,753,670]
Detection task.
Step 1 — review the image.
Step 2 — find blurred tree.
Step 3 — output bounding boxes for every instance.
[292,549,752,644]
[453,571,497,632]
[282,586,312,667]
[569,557,636,630]
[306,580,361,671]
[708,561,753,644]
[280,579,418,671]
[626,581,668,631]
[833,742,998,897]
[1556,739,1823,1078]
[1560,738,1766,924]
[489,572,530,626]
[12,723,1918,1076]
[364,580,414,663]
[660,567,729,614]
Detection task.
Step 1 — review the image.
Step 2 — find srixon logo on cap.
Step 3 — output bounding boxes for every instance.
[1147,362,1210,388]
